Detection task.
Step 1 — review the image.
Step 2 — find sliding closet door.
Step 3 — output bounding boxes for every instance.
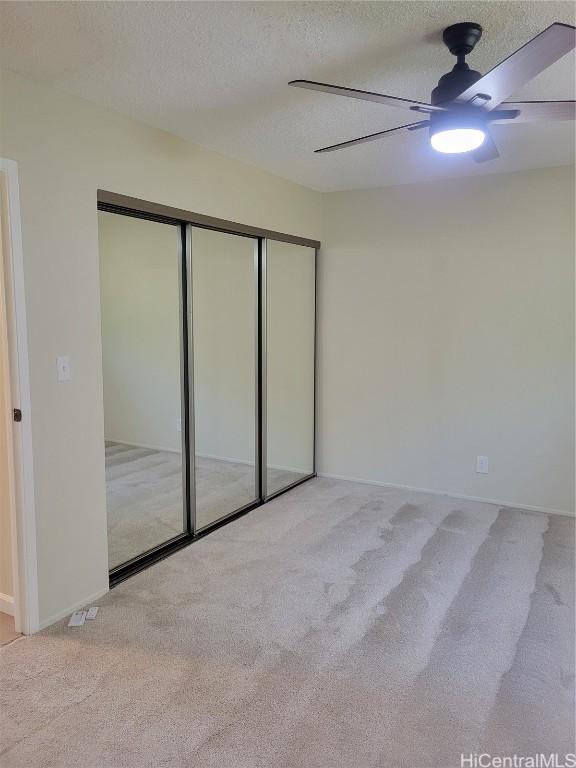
[98,211,189,571]
[191,227,258,530]
[265,241,315,497]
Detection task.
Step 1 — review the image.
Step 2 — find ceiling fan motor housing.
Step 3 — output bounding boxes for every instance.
[431,64,482,105]
[432,22,483,105]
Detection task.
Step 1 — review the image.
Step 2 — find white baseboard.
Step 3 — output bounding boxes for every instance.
[38,586,109,632]
[0,593,14,616]
[268,462,310,474]
[317,472,574,518]
[106,438,181,455]
[106,443,308,475]
[105,440,573,517]
[196,452,254,466]
[197,452,308,474]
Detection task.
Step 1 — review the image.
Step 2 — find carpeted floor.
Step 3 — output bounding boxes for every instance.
[1,477,574,767]
[106,441,304,568]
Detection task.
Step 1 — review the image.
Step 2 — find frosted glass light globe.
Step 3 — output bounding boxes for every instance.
[430,128,486,154]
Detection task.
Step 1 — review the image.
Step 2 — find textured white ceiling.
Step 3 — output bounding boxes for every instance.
[0,1,574,191]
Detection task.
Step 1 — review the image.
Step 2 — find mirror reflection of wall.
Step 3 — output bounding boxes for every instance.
[98,211,185,570]
[191,227,257,529]
[266,241,315,496]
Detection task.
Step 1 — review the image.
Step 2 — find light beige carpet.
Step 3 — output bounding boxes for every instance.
[1,477,574,767]
[106,441,304,568]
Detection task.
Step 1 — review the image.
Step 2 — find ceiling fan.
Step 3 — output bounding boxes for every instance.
[289,21,576,161]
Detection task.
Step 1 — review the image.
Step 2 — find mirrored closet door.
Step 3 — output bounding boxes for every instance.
[98,191,318,584]
[265,241,315,497]
[98,211,190,573]
[191,227,258,530]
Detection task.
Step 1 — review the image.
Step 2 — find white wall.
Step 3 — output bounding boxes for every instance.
[319,166,575,514]
[192,227,256,464]
[266,241,315,475]
[99,211,182,453]
[0,68,322,628]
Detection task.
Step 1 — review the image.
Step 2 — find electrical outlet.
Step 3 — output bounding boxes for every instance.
[176,417,181,432]
[68,610,86,627]
[476,455,489,474]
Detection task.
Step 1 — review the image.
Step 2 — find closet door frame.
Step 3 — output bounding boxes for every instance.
[98,204,195,587]
[98,192,319,587]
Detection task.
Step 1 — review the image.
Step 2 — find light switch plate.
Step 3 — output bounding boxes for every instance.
[476,455,489,474]
[57,356,71,382]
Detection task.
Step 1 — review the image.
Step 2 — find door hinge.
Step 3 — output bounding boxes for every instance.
[13,408,22,423]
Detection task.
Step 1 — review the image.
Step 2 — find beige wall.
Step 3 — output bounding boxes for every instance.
[319,166,575,514]
[0,68,322,628]
[192,227,256,464]
[267,241,315,474]
[99,211,182,453]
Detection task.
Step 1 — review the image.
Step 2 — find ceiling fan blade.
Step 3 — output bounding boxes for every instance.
[493,100,576,123]
[289,80,445,114]
[315,121,427,153]
[453,22,576,110]
[472,133,499,163]
[487,108,520,121]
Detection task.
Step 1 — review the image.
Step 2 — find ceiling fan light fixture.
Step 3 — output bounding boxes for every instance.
[430,126,486,153]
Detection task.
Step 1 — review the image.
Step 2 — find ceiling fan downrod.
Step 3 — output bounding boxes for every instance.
[431,22,484,105]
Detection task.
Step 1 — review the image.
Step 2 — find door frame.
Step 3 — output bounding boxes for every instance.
[0,158,39,634]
